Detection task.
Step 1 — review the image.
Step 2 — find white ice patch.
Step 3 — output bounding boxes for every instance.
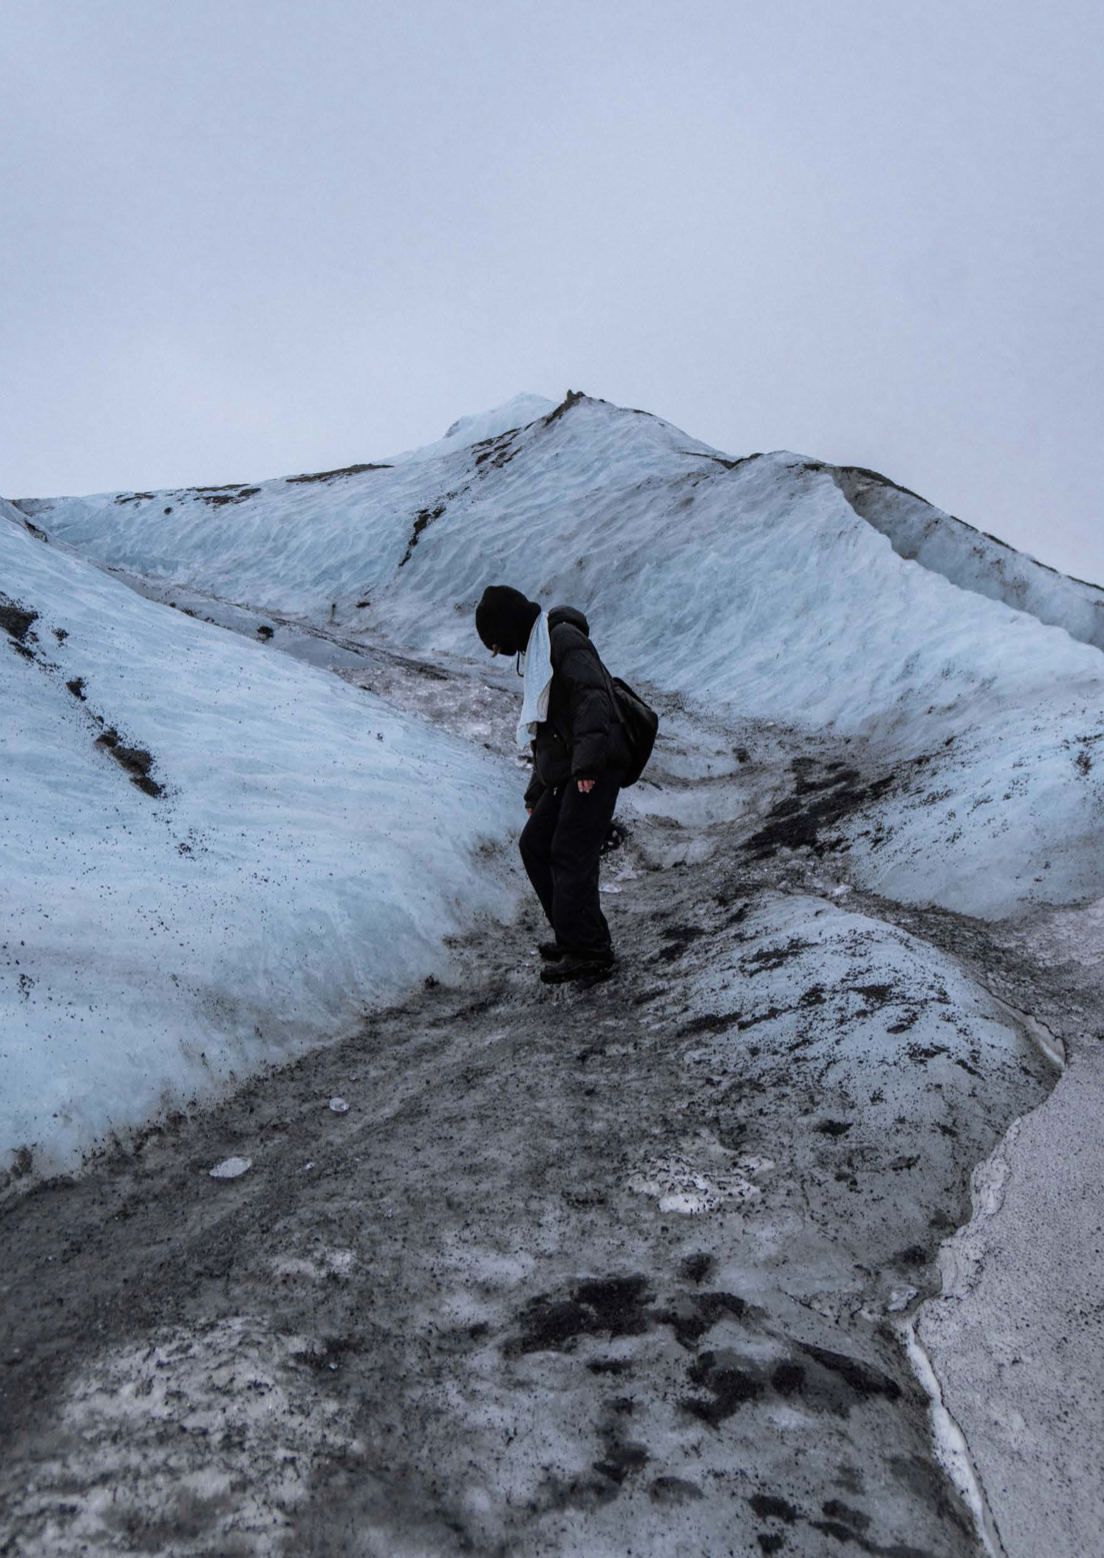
[902,1319,1004,1558]
[628,1130,774,1214]
[984,992,1066,1068]
[391,392,557,464]
[209,1155,252,1179]
[271,1247,356,1281]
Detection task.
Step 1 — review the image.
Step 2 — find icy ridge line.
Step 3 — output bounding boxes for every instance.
[506,392,1104,657]
[18,388,1103,660]
[828,463,1104,655]
[904,1113,1030,1557]
[450,390,1104,657]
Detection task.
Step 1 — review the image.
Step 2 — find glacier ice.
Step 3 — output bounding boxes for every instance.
[0,511,519,1174]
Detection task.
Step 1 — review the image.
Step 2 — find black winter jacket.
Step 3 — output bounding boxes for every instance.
[523,606,631,807]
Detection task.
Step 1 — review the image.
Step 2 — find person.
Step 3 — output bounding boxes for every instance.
[474,584,631,984]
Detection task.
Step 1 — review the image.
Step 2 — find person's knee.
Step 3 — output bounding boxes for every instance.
[551,834,593,878]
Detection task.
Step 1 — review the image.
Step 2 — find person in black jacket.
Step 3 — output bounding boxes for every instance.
[475,584,630,984]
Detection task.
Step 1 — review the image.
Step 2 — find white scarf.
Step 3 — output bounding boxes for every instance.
[516,610,553,748]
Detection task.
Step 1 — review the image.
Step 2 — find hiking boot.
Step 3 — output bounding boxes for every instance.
[538,941,565,962]
[540,951,616,985]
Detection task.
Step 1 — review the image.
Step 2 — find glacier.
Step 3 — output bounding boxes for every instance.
[20,392,1104,920]
[3,392,1103,1558]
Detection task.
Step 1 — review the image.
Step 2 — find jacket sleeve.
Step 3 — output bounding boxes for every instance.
[554,629,617,779]
[523,759,546,809]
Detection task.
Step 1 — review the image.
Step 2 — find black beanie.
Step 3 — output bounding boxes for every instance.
[475,585,541,654]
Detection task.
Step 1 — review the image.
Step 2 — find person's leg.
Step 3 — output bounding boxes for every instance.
[549,772,621,957]
[519,787,562,931]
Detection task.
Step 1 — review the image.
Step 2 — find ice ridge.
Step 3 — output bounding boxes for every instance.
[830,464,1104,654]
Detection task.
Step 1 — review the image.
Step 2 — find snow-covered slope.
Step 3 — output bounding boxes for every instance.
[25,393,1104,920]
[1,509,518,1175]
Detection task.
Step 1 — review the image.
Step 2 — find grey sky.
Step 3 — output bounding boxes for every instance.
[3,0,1102,582]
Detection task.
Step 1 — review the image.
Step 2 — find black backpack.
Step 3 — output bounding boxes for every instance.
[604,669,659,786]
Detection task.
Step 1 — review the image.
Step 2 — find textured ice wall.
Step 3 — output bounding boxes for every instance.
[1,513,518,1172]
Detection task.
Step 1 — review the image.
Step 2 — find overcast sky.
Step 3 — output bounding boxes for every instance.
[3,0,1102,582]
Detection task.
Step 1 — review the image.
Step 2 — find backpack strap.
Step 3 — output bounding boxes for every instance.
[601,665,627,729]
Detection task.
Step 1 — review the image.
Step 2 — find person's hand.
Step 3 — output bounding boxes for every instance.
[526,807,533,815]
[576,778,595,794]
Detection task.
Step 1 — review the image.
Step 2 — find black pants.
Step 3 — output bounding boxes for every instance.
[519,771,622,956]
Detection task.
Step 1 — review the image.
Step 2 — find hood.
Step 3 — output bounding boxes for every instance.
[474,585,541,654]
[547,605,590,637]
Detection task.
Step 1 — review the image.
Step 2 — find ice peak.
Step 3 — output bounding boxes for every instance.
[442,392,557,443]
[387,392,556,467]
